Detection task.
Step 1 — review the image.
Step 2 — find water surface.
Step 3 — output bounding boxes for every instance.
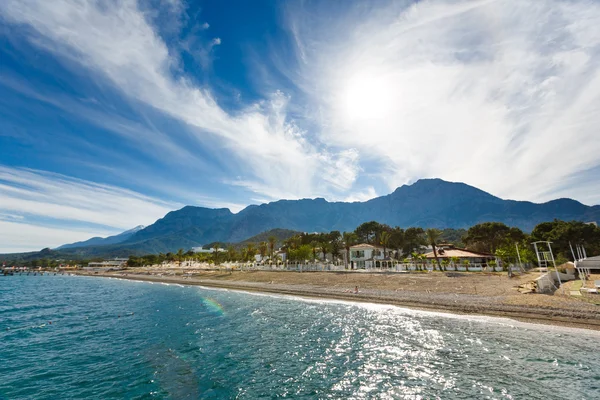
[1,275,599,399]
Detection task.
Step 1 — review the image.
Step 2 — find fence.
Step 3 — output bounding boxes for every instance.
[207,261,532,273]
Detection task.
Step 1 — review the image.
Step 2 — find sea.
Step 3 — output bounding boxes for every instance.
[1,275,600,399]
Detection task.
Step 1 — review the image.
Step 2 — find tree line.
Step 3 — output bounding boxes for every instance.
[125,219,600,268]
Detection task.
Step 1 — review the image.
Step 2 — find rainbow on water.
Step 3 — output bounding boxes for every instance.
[202,298,225,315]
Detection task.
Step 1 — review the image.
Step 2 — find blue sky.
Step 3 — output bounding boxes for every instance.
[1,0,600,252]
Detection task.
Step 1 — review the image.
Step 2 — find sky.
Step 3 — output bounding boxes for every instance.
[1,0,600,253]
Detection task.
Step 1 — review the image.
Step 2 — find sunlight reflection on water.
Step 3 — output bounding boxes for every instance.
[1,276,600,399]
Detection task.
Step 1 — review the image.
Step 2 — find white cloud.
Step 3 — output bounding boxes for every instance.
[0,166,183,252]
[0,0,358,200]
[212,37,221,45]
[343,186,378,203]
[0,220,115,253]
[283,0,600,204]
[0,213,24,221]
[201,22,210,30]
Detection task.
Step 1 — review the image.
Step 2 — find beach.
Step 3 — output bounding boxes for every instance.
[79,269,600,331]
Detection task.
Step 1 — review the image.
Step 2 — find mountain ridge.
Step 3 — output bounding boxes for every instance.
[56,225,146,250]
[9,178,600,257]
[114,178,599,253]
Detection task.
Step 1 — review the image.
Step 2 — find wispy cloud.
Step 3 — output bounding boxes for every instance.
[0,220,117,254]
[281,0,600,204]
[0,166,179,228]
[343,187,378,203]
[0,166,182,252]
[0,0,358,201]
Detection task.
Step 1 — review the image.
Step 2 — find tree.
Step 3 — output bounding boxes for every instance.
[531,220,600,261]
[426,228,442,271]
[342,232,358,268]
[329,231,342,259]
[380,231,391,258]
[310,241,319,261]
[462,259,470,272]
[320,241,331,261]
[213,243,220,265]
[403,227,426,255]
[389,227,405,260]
[268,236,276,260]
[355,221,383,244]
[258,241,268,260]
[411,252,425,271]
[450,256,459,268]
[289,244,312,261]
[463,222,525,254]
[245,243,257,262]
[441,258,450,271]
[226,246,237,262]
[438,228,468,247]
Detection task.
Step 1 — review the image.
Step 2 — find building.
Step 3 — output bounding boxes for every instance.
[424,243,494,265]
[192,247,226,253]
[84,258,128,272]
[349,243,391,269]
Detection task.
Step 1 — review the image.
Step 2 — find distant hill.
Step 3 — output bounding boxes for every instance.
[5,178,600,258]
[202,228,301,250]
[57,225,145,249]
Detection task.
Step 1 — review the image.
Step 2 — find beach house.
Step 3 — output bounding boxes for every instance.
[349,243,390,269]
[424,243,494,266]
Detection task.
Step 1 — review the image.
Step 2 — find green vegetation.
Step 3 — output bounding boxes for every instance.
[122,220,600,267]
[4,220,599,269]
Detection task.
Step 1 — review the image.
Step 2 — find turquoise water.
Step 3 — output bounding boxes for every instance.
[1,276,600,399]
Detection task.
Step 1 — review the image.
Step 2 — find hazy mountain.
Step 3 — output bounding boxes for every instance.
[18,179,600,257]
[56,225,146,250]
[112,179,598,253]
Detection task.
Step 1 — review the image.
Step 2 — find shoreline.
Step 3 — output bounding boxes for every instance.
[80,271,600,331]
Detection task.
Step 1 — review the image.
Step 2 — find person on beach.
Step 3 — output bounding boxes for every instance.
[354,286,359,294]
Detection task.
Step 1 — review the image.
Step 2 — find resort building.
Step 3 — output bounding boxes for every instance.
[424,243,495,265]
[84,258,128,272]
[349,243,391,269]
[192,247,226,253]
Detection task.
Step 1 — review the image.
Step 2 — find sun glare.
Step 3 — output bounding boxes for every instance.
[341,71,394,121]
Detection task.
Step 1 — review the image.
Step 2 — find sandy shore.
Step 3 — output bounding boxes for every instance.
[80,270,600,331]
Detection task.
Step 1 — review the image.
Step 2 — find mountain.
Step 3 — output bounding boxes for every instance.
[201,228,302,250]
[14,179,600,257]
[110,178,599,253]
[56,225,145,250]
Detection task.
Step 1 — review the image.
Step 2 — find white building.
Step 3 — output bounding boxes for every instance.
[349,244,389,269]
[84,258,128,272]
[192,247,226,253]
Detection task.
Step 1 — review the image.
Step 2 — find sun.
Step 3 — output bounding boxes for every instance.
[341,71,394,121]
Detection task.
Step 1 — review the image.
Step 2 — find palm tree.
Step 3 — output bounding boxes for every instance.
[258,241,268,261]
[450,256,459,269]
[441,258,450,271]
[213,243,220,265]
[246,243,256,262]
[342,232,358,269]
[380,231,391,258]
[462,259,470,272]
[426,229,442,271]
[268,236,276,260]
[226,246,237,262]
